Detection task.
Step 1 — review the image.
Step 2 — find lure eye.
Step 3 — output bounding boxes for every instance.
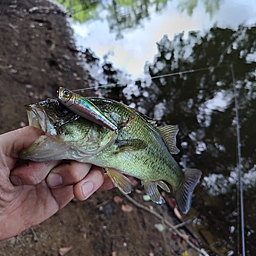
[63,89,71,97]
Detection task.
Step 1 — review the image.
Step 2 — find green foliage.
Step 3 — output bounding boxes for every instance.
[177,0,222,17]
[53,0,168,37]
[54,0,223,37]
[55,0,101,22]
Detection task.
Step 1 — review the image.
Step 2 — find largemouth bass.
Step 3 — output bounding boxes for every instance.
[19,97,201,214]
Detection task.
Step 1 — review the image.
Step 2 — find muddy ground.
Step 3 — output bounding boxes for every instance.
[0,1,204,255]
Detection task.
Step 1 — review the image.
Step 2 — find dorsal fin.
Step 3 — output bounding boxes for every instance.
[157,125,180,154]
[139,113,158,127]
[147,119,157,126]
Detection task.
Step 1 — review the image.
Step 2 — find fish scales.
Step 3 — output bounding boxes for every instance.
[91,98,182,182]
[88,97,183,185]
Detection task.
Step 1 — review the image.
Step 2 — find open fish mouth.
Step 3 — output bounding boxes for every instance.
[24,98,76,136]
[25,103,47,132]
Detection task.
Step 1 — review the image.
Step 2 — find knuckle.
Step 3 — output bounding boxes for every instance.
[68,162,91,179]
[25,171,42,184]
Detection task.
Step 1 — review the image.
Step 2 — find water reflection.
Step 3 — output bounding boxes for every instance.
[79,25,256,255]
[123,26,256,255]
[55,0,169,38]
[55,0,226,34]
[53,0,256,255]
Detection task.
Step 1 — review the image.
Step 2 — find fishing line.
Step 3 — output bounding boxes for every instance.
[72,84,117,92]
[150,65,226,79]
[231,64,246,256]
[72,65,227,92]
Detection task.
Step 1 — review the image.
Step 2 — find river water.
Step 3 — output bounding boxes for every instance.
[54,1,256,255]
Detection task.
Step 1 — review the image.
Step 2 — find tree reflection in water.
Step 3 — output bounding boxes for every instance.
[106,25,256,255]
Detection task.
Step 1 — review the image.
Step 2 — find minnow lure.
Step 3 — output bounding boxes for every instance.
[57,87,118,132]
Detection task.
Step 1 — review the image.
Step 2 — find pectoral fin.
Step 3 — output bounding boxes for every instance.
[157,125,180,154]
[143,180,170,204]
[105,168,132,194]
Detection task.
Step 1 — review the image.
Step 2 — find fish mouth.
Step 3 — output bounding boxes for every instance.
[25,103,48,132]
[25,98,75,136]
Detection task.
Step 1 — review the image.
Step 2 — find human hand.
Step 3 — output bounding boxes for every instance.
[0,126,114,240]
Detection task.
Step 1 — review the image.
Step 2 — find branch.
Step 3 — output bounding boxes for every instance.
[123,193,209,256]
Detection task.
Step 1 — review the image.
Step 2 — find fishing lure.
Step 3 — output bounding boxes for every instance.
[57,87,118,132]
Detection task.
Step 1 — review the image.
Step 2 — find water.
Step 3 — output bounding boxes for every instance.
[53,1,256,255]
[70,0,256,78]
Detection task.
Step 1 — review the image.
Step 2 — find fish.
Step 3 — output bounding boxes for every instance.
[19,97,201,214]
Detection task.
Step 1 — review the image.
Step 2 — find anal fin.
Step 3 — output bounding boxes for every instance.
[157,180,170,193]
[105,168,132,194]
[143,180,170,204]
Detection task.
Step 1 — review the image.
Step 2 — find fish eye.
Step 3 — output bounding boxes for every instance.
[63,89,71,97]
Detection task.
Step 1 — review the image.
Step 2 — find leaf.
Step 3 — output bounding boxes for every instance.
[166,197,176,208]
[142,194,151,201]
[59,246,72,256]
[182,250,188,256]
[135,189,142,194]
[154,223,165,232]
[113,196,123,203]
[121,204,133,212]
[174,207,182,220]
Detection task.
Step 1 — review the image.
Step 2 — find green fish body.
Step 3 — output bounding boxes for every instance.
[20,98,201,214]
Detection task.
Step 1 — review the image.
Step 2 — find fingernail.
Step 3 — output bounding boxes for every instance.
[81,181,94,199]
[47,173,63,187]
[10,176,23,186]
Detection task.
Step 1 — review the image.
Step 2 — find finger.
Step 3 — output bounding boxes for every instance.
[73,166,104,201]
[10,160,60,185]
[48,185,75,209]
[46,161,92,188]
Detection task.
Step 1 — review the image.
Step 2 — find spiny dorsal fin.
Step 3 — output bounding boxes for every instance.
[157,125,180,155]
[147,119,158,126]
[174,168,202,214]
[137,112,158,127]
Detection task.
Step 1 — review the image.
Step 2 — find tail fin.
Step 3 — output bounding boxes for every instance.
[175,168,201,214]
